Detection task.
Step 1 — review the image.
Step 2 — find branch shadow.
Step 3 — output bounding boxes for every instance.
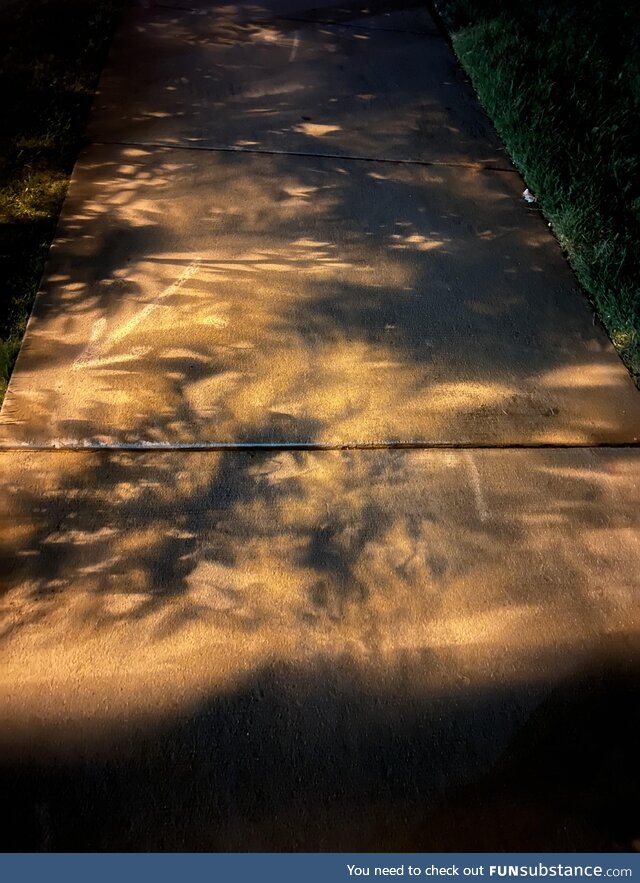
[2,145,636,446]
[1,0,640,853]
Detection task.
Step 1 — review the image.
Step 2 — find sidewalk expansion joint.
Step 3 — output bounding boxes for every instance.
[91,139,517,173]
[1,442,638,453]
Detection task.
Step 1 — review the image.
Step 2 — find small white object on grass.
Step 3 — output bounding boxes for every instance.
[523,188,538,203]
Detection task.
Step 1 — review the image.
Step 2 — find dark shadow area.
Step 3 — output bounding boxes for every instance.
[154,0,438,35]
[1,0,639,855]
[0,0,120,393]
[88,3,506,167]
[431,0,640,379]
[0,445,638,858]
[0,639,638,850]
[278,0,432,30]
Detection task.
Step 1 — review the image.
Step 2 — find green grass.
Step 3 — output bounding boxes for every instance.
[0,0,120,399]
[433,0,640,382]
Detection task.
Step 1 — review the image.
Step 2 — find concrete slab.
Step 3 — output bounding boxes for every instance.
[89,8,507,167]
[1,145,639,447]
[1,447,639,849]
[153,0,439,34]
[3,0,639,853]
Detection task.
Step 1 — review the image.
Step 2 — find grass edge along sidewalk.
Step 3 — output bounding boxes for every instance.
[1,0,638,402]
[0,0,121,401]
[432,0,640,385]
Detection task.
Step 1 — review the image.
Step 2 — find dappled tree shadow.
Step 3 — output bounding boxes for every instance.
[2,0,638,445]
[88,3,504,166]
[2,446,639,639]
[1,144,637,446]
[1,0,640,853]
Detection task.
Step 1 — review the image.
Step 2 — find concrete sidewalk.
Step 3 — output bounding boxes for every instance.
[1,0,639,850]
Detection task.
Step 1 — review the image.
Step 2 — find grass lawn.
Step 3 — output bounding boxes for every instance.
[0,0,119,400]
[432,0,640,383]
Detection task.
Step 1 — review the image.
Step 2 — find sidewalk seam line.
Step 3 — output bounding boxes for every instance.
[1,442,638,452]
[90,139,517,173]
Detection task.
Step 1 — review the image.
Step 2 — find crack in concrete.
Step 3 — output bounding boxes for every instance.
[90,139,516,173]
[2,442,639,453]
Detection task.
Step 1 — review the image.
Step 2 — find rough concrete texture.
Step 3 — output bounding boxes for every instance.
[1,448,639,849]
[89,9,498,165]
[1,0,640,854]
[1,145,639,446]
